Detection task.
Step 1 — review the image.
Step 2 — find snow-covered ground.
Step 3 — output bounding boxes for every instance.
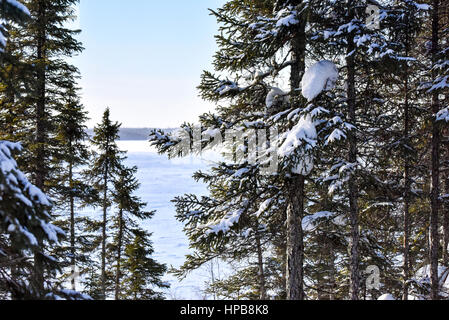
[117,140,215,300]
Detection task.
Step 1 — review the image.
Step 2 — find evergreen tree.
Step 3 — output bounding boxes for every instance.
[85,108,124,299]
[6,0,84,192]
[110,166,163,300]
[149,0,449,301]
[150,0,346,300]
[121,230,168,300]
[172,163,285,300]
[374,0,430,299]
[425,0,449,300]
[51,83,96,291]
[0,0,84,294]
[0,0,32,144]
[0,138,64,298]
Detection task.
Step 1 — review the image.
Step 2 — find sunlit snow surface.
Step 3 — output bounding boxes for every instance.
[113,141,216,299]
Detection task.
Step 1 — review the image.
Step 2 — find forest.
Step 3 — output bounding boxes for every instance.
[1,0,449,301]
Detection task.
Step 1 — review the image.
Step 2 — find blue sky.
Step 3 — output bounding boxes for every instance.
[73,0,225,128]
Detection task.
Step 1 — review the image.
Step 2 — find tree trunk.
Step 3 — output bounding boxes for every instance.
[403,22,411,300]
[329,244,336,300]
[115,208,124,300]
[69,145,76,291]
[443,177,449,266]
[33,0,47,298]
[346,2,359,300]
[286,6,306,299]
[286,175,305,300]
[440,0,449,258]
[255,231,267,300]
[35,2,46,192]
[101,162,109,300]
[430,0,441,301]
[403,133,411,300]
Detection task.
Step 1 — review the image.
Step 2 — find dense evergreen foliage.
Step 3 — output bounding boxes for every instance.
[150,0,449,300]
[1,0,449,301]
[0,0,167,300]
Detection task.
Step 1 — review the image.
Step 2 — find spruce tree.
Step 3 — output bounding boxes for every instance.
[0,141,64,299]
[111,166,161,300]
[0,0,32,144]
[150,0,346,300]
[145,0,449,301]
[172,163,286,300]
[6,0,84,193]
[86,108,124,299]
[0,0,84,294]
[121,229,168,300]
[51,83,96,291]
[425,0,449,300]
[377,0,430,299]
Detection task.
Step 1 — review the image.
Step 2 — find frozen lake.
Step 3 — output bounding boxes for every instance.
[116,140,215,300]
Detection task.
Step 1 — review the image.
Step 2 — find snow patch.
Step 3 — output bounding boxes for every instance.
[279,116,317,157]
[436,107,449,122]
[378,294,395,300]
[301,60,339,102]
[275,7,299,27]
[266,87,289,110]
[279,116,317,175]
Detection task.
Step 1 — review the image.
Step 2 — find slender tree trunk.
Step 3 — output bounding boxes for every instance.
[255,232,266,300]
[403,135,411,300]
[286,175,305,300]
[286,7,306,299]
[346,2,359,300]
[329,244,336,300]
[441,1,449,256]
[443,177,449,266]
[33,0,47,298]
[35,2,47,192]
[69,145,76,291]
[210,259,216,300]
[101,162,109,300]
[403,26,411,300]
[317,247,325,300]
[430,0,441,301]
[115,208,124,300]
